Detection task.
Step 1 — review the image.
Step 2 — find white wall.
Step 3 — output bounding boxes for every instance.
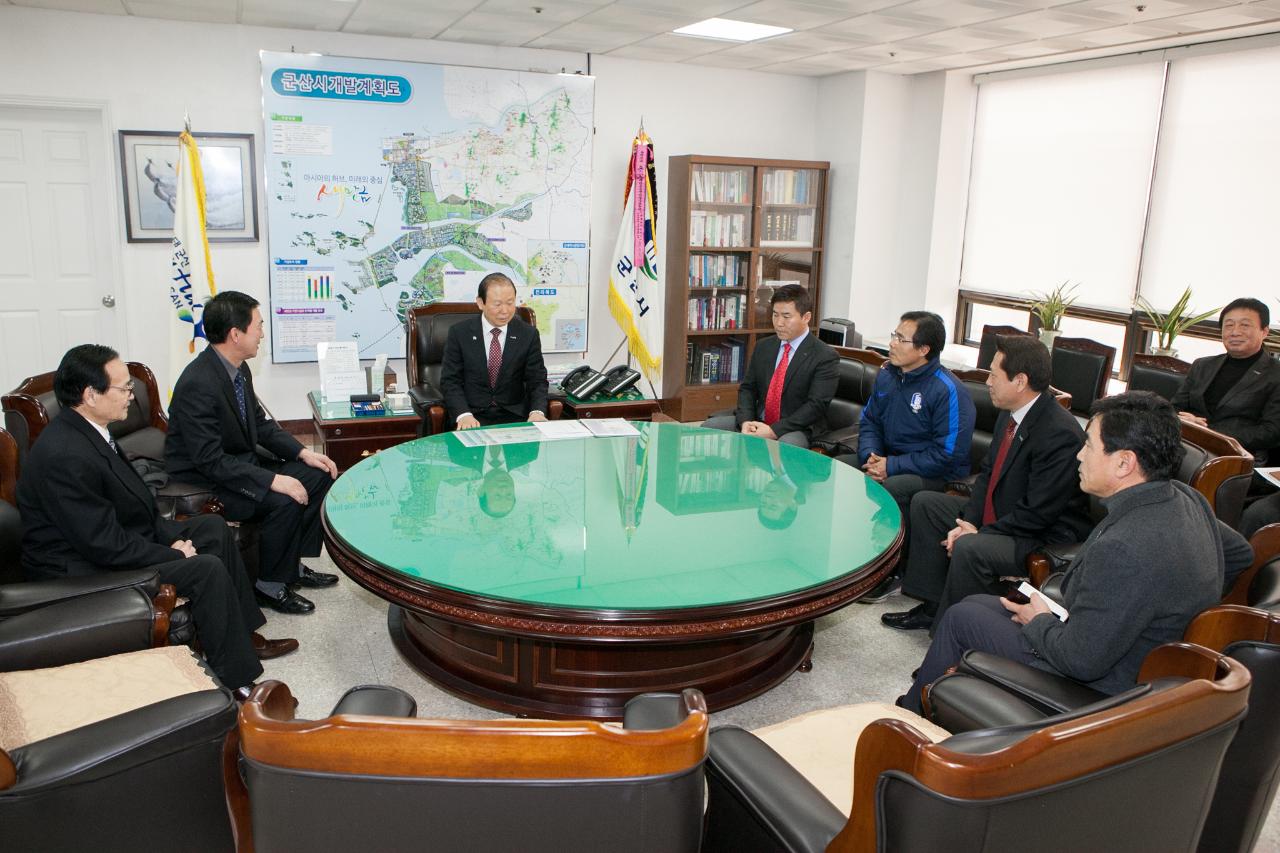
[0,6,819,417]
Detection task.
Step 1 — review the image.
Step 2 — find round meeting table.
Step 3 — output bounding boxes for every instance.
[323,421,901,719]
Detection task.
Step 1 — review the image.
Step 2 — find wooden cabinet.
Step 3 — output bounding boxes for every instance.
[309,392,420,473]
[663,156,830,422]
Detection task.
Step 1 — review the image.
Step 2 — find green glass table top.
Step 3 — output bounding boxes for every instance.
[324,422,900,610]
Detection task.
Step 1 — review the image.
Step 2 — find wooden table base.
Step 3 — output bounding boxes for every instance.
[389,607,815,720]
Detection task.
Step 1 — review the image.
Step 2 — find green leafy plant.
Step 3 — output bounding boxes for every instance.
[1135,287,1220,351]
[1028,281,1079,332]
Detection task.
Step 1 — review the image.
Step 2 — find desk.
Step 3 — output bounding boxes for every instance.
[559,390,662,421]
[309,392,420,473]
[323,422,901,719]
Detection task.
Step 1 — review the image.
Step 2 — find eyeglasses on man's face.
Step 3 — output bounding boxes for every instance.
[888,331,914,346]
[107,380,136,396]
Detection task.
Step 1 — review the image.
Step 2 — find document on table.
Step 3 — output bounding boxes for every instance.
[451,426,545,447]
[580,418,641,438]
[533,420,594,441]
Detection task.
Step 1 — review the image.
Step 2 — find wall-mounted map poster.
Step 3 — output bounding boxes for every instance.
[260,51,594,362]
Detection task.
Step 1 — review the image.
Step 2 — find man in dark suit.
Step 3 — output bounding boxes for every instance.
[166,291,338,615]
[18,344,296,695]
[705,283,838,447]
[1170,297,1280,465]
[441,273,549,430]
[883,335,1092,631]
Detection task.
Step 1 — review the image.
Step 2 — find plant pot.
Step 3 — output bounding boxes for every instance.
[1039,329,1061,349]
[1149,346,1179,358]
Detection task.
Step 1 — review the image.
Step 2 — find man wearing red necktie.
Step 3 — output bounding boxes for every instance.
[882,335,1092,632]
[704,284,838,448]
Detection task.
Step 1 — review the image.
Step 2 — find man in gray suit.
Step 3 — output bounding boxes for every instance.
[1171,297,1280,464]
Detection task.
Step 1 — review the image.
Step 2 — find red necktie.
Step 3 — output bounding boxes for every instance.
[982,418,1018,526]
[763,342,791,425]
[488,327,502,387]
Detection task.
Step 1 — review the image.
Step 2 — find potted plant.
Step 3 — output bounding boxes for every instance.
[1135,287,1219,358]
[1028,281,1078,348]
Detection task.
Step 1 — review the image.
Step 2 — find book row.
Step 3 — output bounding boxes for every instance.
[689,254,747,288]
[761,211,815,245]
[690,168,751,204]
[688,295,746,330]
[690,211,748,247]
[686,338,746,385]
[761,169,816,205]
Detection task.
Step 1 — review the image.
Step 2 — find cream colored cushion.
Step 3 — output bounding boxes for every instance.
[753,702,952,817]
[0,646,218,751]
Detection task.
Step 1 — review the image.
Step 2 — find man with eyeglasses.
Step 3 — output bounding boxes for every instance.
[17,344,296,698]
[840,312,976,603]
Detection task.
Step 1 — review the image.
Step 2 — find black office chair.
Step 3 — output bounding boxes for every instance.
[1050,336,1116,417]
[976,324,1033,371]
[404,302,562,436]
[810,347,886,455]
[1128,353,1191,400]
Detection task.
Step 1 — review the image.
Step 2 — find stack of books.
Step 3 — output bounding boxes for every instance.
[688,254,745,288]
[688,294,745,330]
[686,338,746,385]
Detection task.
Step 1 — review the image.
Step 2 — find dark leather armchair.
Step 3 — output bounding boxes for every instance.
[405,303,562,436]
[1027,421,1254,585]
[976,324,1033,371]
[3,362,216,518]
[810,346,887,455]
[236,682,708,853]
[703,642,1249,853]
[1050,335,1116,417]
[1129,352,1192,401]
[928,606,1280,853]
[1223,522,1280,610]
[0,626,238,852]
[0,426,194,646]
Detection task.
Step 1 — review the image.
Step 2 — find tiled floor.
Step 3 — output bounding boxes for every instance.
[259,546,1280,851]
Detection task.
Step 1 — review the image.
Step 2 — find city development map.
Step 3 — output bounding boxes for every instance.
[260,52,594,363]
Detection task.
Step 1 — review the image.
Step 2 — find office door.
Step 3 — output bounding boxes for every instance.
[0,104,119,391]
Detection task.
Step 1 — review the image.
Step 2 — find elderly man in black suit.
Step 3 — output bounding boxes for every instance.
[704,283,838,448]
[166,291,339,616]
[1170,297,1280,465]
[441,273,549,430]
[883,335,1093,631]
[18,344,296,696]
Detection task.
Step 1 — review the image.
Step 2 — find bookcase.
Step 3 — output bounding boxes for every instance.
[663,156,830,422]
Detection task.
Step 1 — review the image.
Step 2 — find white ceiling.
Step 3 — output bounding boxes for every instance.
[7,0,1280,75]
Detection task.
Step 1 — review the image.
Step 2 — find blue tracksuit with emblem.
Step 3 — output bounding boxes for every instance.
[857,358,976,480]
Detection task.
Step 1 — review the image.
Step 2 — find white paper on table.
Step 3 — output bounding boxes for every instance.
[1255,467,1280,489]
[452,426,545,448]
[580,418,641,438]
[1017,582,1069,622]
[533,420,593,440]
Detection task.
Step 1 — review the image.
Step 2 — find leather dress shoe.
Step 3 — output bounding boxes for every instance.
[859,572,902,604]
[295,565,339,588]
[881,603,936,631]
[251,632,299,660]
[255,587,316,615]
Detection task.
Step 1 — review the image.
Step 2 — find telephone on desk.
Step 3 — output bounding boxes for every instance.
[561,365,643,400]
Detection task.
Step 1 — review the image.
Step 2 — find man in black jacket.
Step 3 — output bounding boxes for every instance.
[166,291,338,615]
[883,335,1092,631]
[1170,297,1280,465]
[18,344,296,694]
[704,284,838,447]
[441,273,549,429]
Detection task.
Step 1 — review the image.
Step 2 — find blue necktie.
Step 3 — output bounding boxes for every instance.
[233,373,248,425]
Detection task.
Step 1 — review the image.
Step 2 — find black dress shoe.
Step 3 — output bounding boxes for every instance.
[232,685,255,703]
[295,565,339,588]
[255,587,316,615]
[881,603,935,631]
[859,572,902,604]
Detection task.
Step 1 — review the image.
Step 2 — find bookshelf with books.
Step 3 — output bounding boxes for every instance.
[664,156,829,422]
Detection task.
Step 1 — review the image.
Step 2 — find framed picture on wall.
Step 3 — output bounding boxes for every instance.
[118,130,258,243]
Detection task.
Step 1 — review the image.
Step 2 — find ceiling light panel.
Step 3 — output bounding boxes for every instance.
[673,17,795,40]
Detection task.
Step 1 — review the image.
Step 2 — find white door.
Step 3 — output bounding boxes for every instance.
[0,104,119,391]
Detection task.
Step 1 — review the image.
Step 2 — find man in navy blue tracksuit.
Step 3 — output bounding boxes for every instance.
[840,311,976,602]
